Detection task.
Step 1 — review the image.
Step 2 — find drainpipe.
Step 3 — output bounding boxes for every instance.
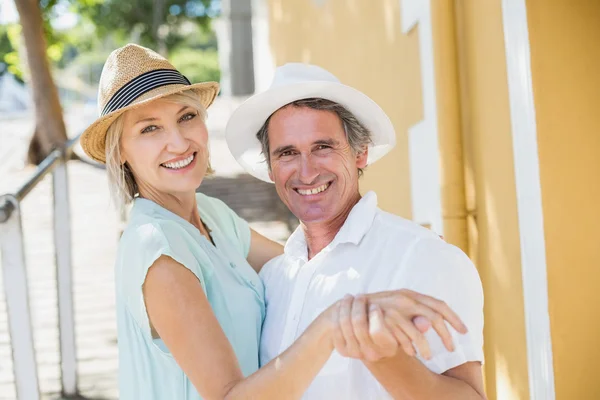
[431,0,470,253]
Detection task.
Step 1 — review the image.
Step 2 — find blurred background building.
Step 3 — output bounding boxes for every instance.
[1,0,599,399]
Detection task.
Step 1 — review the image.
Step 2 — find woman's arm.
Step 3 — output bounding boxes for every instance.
[144,255,334,400]
[246,229,283,273]
[144,257,468,399]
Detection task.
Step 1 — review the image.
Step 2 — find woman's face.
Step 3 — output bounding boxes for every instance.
[120,98,210,198]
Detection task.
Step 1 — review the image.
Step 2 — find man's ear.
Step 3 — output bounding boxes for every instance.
[356,146,369,169]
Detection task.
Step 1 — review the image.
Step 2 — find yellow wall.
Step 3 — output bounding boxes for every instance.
[453,1,529,398]
[526,0,600,398]
[267,0,420,218]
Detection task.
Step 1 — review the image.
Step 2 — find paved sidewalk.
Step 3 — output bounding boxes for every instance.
[0,96,296,399]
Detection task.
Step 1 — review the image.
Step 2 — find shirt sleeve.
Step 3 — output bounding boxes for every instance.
[393,237,485,374]
[119,221,209,338]
[196,194,252,258]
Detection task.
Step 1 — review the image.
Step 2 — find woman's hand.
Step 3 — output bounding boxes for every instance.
[330,290,467,362]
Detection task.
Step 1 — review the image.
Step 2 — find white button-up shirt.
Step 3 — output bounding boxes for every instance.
[259,192,484,399]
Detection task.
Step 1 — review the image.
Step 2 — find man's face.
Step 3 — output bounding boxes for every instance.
[267,106,368,224]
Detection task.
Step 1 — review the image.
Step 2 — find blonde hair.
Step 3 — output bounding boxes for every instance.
[105,90,213,211]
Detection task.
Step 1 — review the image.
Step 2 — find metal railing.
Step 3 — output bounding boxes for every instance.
[0,135,84,400]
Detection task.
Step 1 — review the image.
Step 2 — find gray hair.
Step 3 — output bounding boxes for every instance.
[255,98,373,176]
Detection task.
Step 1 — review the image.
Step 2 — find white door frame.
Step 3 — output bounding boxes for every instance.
[251,0,276,93]
[501,1,556,399]
[399,0,444,235]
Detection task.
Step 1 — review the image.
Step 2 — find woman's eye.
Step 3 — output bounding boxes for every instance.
[141,125,158,134]
[179,112,197,122]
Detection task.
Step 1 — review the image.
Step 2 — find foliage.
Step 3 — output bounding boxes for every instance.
[170,47,220,84]
[0,24,24,81]
[1,0,222,87]
[71,0,220,51]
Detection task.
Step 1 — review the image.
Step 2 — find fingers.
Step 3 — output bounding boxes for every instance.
[338,294,361,358]
[352,295,384,361]
[370,289,466,353]
[385,308,432,359]
[332,300,348,356]
[385,316,415,357]
[404,290,468,334]
[411,304,454,352]
[341,289,468,361]
[385,291,454,356]
[412,316,432,334]
[368,304,398,358]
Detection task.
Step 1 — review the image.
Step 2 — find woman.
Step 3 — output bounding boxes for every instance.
[80,44,466,399]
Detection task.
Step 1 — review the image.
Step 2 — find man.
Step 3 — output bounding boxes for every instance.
[225,64,485,399]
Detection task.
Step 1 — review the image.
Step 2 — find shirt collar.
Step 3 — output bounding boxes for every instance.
[284,191,379,260]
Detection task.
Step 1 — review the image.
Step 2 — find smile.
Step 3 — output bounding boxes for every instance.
[161,153,195,170]
[295,182,331,196]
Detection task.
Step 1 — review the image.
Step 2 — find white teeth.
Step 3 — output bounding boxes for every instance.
[297,183,330,196]
[163,154,194,169]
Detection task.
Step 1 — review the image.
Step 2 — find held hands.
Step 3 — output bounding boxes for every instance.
[328,290,468,362]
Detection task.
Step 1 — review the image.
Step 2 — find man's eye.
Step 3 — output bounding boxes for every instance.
[279,150,296,158]
[141,125,158,134]
[179,112,197,122]
[314,145,333,153]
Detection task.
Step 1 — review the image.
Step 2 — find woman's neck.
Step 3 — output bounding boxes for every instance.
[138,185,204,232]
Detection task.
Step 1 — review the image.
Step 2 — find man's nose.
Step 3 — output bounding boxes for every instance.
[298,154,320,184]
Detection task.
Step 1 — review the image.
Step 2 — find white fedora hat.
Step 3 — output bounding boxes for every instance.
[225,63,396,182]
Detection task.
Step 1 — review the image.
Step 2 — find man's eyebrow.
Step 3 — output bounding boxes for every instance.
[272,145,296,155]
[313,139,338,146]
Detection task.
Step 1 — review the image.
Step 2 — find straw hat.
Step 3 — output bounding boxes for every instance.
[225,63,396,183]
[80,43,219,163]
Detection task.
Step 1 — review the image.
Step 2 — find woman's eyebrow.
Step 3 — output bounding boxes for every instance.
[134,106,189,125]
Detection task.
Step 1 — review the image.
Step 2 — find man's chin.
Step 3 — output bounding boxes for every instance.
[293,210,334,225]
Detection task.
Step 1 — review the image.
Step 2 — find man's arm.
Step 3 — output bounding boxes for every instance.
[365,353,486,399]
[359,237,486,399]
[246,229,284,273]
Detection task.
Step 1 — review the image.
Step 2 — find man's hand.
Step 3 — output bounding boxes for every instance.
[331,290,467,362]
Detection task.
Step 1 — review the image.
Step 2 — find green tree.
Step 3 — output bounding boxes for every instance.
[9,0,221,164]
[170,47,220,84]
[14,0,69,164]
[0,24,25,81]
[72,0,219,54]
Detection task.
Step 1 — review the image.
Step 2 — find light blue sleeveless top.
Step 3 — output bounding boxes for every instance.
[115,193,265,399]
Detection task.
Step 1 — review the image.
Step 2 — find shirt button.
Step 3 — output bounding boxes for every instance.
[250,281,256,287]
[230,262,236,268]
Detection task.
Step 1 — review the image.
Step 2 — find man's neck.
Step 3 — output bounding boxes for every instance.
[302,192,361,260]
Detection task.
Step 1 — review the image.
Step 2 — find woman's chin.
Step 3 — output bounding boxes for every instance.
[160,177,204,196]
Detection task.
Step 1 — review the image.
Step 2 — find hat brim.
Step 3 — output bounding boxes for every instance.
[225,81,396,183]
[80,81,219,164]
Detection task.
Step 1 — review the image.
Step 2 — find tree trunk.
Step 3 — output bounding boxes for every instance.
[152,0,167,55]
[14,0,68,165]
